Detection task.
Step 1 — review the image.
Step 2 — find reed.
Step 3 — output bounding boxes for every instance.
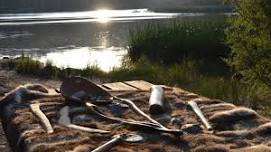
[128,16,230,64]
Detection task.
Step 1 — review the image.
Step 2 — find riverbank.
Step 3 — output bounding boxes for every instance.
[1,57,270,118]
[0,13,270,118]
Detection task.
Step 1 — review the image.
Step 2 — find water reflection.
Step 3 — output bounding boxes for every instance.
[0,9,230,71]
[36,47,126,72]
[99,31,109,47]
[0,9,181,26]
[0,19,135,71]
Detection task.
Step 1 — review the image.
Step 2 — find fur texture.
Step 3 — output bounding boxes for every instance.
[0,83,59,106]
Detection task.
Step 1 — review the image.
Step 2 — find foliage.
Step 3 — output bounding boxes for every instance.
[128,17,229,64]
[226,0,271,88]
[13,57,42,75]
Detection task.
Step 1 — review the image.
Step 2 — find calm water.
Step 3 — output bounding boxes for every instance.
[0,9,219,71]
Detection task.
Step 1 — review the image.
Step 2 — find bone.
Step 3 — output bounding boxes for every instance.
[91,135,123,152]
[85,102,183,135]
[188,100,213,131]
[66,124,110,134]
[30,103,54,134]
[114,96,167,129]
[58,106,110,134]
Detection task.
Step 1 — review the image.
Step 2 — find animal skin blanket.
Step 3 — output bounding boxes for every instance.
[0,82,271,152]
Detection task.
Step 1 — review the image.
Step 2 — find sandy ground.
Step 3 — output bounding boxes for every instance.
[0,69,61,152]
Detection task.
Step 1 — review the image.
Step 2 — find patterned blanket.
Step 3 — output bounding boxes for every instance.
[0,82,271,152]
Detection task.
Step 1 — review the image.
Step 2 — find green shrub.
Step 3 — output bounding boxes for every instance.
[82,65,106,78]
[15,57,42,75]
[226,0,271,88]
[43,61,60,78]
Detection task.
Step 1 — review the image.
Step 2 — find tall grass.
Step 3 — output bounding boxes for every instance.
[0,57,106,79]
[1,57,270,116]
[128,17,230,64]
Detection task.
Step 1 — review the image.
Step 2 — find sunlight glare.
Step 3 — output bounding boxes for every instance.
[95,9,111,23]
[36,47,127,72]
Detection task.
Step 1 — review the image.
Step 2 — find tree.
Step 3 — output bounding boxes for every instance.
[226,0,271,87]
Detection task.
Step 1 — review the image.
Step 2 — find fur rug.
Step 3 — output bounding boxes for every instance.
[0,83,271,152]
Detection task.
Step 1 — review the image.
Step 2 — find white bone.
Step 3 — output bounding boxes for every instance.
[30,103,54,134]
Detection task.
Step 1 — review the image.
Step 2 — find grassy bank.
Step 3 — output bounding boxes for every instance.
[0,57,107,79]
[1,57,270,116]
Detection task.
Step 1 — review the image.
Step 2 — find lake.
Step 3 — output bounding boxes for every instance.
[0,9,227,71]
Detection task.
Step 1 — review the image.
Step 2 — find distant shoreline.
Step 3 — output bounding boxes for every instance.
[0,0,231,14]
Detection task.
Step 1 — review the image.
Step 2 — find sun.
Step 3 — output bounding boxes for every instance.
[95,9,111,23]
